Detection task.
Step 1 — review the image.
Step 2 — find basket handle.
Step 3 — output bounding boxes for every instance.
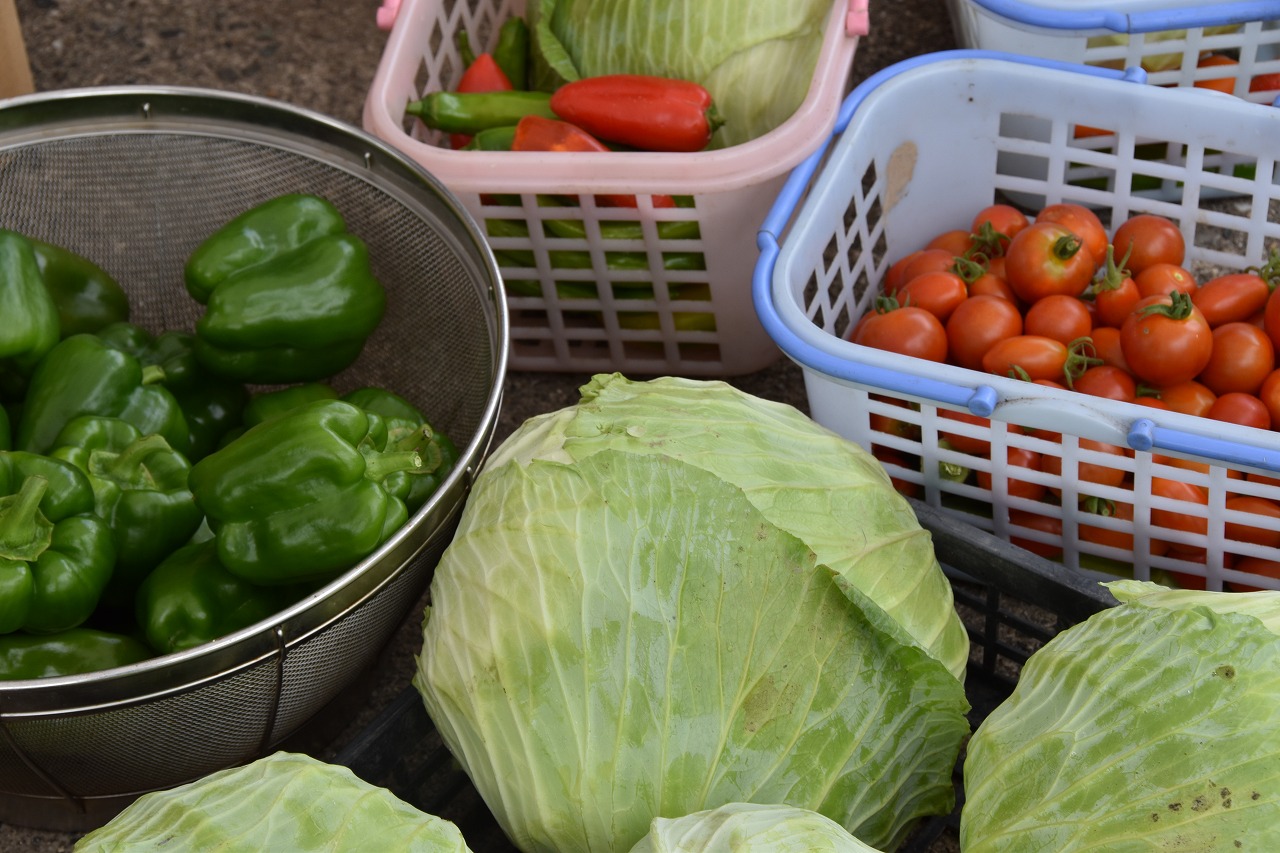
[846,0,870,36]
[964,0,1280,33]
[1128,418,1280,473]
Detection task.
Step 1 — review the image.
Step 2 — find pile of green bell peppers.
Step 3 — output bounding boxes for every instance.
[0,195,456,678]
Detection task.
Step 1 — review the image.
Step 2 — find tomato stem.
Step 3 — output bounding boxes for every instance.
[1135,289,1195,321]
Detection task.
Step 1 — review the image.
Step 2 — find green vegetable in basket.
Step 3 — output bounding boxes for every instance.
[630,803,888,852]
[14,333,191,457]
[184,193,387,384]
[242,382,339,429]
[0,451,116,635]
[527,0,833,147]
[341,386,458,512]
[0,627,151,680]
[962,579,1280,852]
[188,399,427,585]
[136,538,313,655]
[405,90,557,135]
[416,374,970,853]
[0,230,60,399]
[73,751,476,852]
[49,416,203,611]
[29,236,131,338]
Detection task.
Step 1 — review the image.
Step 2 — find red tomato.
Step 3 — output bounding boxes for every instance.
[1088,325,1132,373]
[896,270,969,323]
[1224,495,1280,550]
[1091,245,1143,328]
[1206,392,1272,431]
[1072,364,1138,402]
[1152,453,1243,482]
[1194,54,1240,95]
[982,334,1071,382]
[1228,556,1280,593]
[1251,72,1280,94]
[1134,263,1197,298]
[946,294,1024,371]
[1259,369,1280,427]
[1119,291,1214,386]
[938,409,992,456]
[967,269,1021,304]
[1197,321,1275,395]
[978,446,1045,502]
[927,229,976,257]
[1036,203,1108,271]
[1007,508,1064,560]
[884,250,927,295]
[1024,293,1094,345]
[871,445,922,499]
[1153,379,1217,418]
[1150,476,1209,554]
[852,304,949,362]
[1264,285,1280,352]
[1111,214,1186,276]
[1080,498,1159,554]
[1004,221,1096,303]
[1192,272,1271,328]
[969,203,1030,255]
[1042,437,1129,494]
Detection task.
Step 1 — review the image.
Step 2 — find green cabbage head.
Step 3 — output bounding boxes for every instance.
[416,374,970,853]
[528,0,833,147]
[962,579,1280,852]
[73,752,474,852]
[629,802,888,852]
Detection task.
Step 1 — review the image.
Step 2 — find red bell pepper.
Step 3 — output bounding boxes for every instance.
[548,74,723,153]
[510,116,674,209]
[450,53,513,150]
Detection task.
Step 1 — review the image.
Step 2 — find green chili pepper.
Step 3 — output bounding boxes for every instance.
[493,16,530,90]
[456,30,477,70]
[462,125,518,151]
[29,237,131,338]
[242,383,338,429]
[15,334,190,457]
[49,416,203,610]
[0,451,116,635]
[96,324,249,462]
[188,400,428,585]
[405,90,556,135]
[0,230,61,400]
[0,627,152,679]
[341,387,458,511]
[136,538,311,655]
[184,194,387,384]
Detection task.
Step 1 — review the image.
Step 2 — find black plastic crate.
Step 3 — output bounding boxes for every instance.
[335,497,1118,852]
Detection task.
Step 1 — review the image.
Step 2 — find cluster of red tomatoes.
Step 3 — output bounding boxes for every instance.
[851,202,1280,591]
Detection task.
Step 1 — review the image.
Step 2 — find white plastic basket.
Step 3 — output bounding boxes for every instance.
[754,50,1280,592]
[947,0,1280,101]
[364,0,864,376]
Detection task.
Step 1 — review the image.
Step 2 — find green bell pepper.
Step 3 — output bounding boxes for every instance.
[188,399,426,585]
[242,382,338,429]
[49,416,203,611]
[341,387,458,511]
[136,538,312,655]
[184,194,387,384]
[0,451,116,634]
[0,408,9,451]
[29,237,131,338]
[0,230,61,400]
[96,323,248,461]
[14,334,191,457]
[0,627,152,679]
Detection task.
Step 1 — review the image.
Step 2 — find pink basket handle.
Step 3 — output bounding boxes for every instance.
[376,0,402,32]
[846,0,870,36]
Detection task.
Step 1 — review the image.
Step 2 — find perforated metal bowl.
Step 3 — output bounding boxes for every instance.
[0,86,508,831]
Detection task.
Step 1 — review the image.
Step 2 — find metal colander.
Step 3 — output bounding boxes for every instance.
[0,86,508,831]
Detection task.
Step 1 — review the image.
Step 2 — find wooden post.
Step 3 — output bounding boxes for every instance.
[1,0,35,99]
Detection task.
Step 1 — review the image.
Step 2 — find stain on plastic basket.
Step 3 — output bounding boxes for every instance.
[884,141,917,211]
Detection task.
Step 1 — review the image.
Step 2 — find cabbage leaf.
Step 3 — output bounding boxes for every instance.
[628,802,887,852]
[961,580,1280,851]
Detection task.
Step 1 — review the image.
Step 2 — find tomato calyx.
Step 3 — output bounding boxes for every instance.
[968,222,1012,258]
[935,439,971,483]
[1049,231,1086,262]
[1090,243,1134,296]
[1247,247,1280,291]
[951,254,988,284]
[1135,289,1196,321]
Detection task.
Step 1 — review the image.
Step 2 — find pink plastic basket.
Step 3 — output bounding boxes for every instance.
[364,0,864,376]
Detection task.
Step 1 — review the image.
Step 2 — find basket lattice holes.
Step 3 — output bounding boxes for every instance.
[800,135,1280,590]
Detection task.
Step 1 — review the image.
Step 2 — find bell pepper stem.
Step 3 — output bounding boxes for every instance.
[0,475,51,559]
[100,434,174,482]
[364,449,424,483]
[140,364,166,386]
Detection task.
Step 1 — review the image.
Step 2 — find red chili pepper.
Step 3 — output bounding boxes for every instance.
[511,116,675,209]
[549,74,723,153]
[450,53,513,150]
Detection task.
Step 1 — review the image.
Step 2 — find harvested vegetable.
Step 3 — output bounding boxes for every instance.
[74,751,475,852]
[629,803,887,852]
[549,73,723,152]
[416,374,970,853]
[962,580,1280,851]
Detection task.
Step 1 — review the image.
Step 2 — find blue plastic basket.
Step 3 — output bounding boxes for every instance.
[754,50,1280,591]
